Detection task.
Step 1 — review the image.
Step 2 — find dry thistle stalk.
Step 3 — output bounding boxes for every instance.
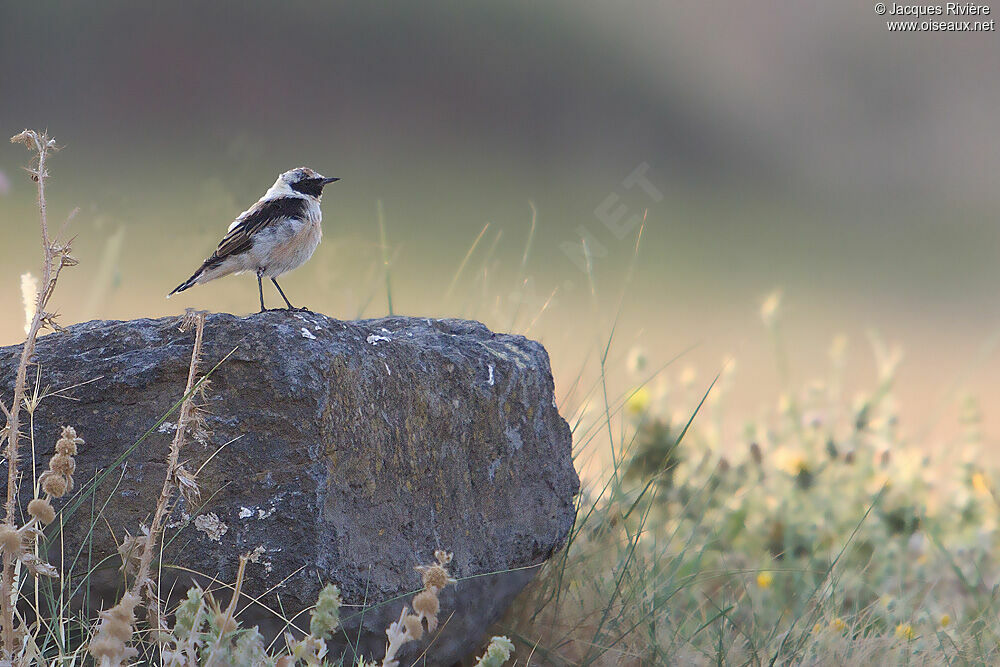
[35,426,82,507]
[1,130,77,661]
[87,311,208,663]
[131,311,207,634]
[381,549,456,667]
[0,425,85,583]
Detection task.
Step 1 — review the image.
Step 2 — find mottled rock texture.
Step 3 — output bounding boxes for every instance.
[0,312,579,665]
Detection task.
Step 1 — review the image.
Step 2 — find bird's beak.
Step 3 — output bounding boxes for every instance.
[322,177,340,185]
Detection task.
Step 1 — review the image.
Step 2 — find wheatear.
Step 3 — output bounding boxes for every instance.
[169,167,339,312]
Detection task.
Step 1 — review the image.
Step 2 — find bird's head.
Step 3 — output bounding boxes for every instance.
[273,167,340,199]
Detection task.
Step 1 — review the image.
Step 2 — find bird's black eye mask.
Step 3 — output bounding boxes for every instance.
[290,178,329,198]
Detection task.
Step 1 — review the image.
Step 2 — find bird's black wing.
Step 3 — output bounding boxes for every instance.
[213,197,309,259]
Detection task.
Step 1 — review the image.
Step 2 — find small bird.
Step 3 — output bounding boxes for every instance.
[168,167,339,312]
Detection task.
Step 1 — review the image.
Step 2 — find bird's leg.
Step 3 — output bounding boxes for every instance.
[271,278,308,312]
[257,272,267,313]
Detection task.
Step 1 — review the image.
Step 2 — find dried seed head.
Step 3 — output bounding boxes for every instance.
[105,594,138,640]
[41,471,69,498]
[402,613,424,641]
[60,425,82,443]
[213,610,238,635]
[173,465,201,505]
[50,453,75,476]
[10,130,33,146]
[27,498,55,525]
[89,592,139,664]
[44,427,80,498]
[416,550,455,591]
[56,426,83,455]
[87,638,120,661]
[55,438,77,456]
[419,564,451,591]
[0,525,23,555]
[412,589,440,631]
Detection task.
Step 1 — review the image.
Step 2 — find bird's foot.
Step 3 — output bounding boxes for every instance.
[286,306,313,313]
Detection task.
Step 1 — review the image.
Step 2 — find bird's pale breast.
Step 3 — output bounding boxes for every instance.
[252,211,322,278]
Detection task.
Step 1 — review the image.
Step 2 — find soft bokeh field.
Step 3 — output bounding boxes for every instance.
[2,2,1000,664]
[3,3,999,451]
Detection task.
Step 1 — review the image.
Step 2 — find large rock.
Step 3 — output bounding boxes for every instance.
[0,312,579,665]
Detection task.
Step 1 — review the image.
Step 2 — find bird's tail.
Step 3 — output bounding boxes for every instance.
[168,255,229,298]
[167,267,204,298]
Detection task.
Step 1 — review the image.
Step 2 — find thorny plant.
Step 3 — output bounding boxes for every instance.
[130,549,507,666]
[0,130,79,662]
[380,549,456,667]
[89,310,208,666]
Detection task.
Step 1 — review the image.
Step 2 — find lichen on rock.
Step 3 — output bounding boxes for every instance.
[0,312,579,664]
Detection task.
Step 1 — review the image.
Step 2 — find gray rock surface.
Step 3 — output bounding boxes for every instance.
[0,312,579,665]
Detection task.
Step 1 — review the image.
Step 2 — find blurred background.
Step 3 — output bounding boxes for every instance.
[2,1,998,460]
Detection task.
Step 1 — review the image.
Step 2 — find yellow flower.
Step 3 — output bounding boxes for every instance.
[773,448,808,476]
[894,623,916,640]
[625,387,651,416]
[940,614,951,627]
[832,618,847,632]
[972,472,991,497]
[756,572,773,589]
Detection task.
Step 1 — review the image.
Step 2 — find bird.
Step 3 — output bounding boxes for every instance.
[168,167,339,312]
